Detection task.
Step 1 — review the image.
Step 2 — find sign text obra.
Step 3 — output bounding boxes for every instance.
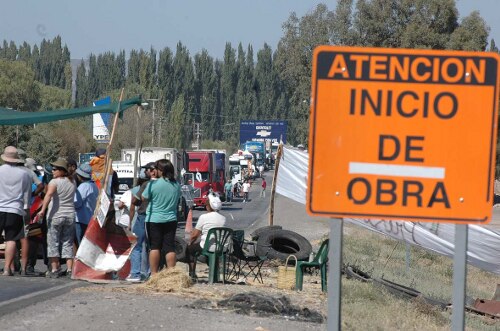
[307,46,500,224]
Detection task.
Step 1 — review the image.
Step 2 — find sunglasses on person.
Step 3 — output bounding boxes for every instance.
[148,167,156,171]
[52,167,65,171]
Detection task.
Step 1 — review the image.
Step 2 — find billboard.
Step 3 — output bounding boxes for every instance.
[93,96,111,143]
[239,120,287,145]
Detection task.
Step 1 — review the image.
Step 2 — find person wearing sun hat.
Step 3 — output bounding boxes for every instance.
[186,192,226,280]
[37,157,77,278]
[0,146,32,276]
[74,163,98,246]
[10,151,44,276]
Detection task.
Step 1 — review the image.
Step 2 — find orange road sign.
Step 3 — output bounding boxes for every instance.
[307,46,500,224]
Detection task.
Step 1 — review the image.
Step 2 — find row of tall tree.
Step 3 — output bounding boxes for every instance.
[0,1,497,164]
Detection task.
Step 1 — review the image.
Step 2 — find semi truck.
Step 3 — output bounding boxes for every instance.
[184,150,226,208]
[241,141,265,175]
[120,147,183,181]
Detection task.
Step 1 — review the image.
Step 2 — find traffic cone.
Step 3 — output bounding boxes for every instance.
[185,209,193,235]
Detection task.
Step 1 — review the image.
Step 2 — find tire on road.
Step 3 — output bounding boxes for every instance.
[174,236,188,261]
[160,236,188,267]
[250,225,283,241]
[255,229,312,261]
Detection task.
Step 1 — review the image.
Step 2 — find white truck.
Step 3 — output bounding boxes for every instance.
[120,147,183,181]
[112,161,136,198]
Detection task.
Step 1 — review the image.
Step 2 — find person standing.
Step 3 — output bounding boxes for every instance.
[16,150,44,275]
[0,146,31,276]
[242,180,251,203]
[224,179,233,202]
[142,159,181,274]
[37,158,77,278]
[67,158,78,182]
[74,163,98,246]
[89,148,119,199]
[126,163,156,282]
[260,177,267,198]
[24,157,46,275]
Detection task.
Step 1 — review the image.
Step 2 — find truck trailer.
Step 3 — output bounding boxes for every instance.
[120,147,183,181]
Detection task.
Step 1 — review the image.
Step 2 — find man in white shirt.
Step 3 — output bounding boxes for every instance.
[186,193,226,279]
[242,180,251,203]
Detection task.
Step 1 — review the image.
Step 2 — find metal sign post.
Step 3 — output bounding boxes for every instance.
[452,224,468,330]
[328,219,343,331]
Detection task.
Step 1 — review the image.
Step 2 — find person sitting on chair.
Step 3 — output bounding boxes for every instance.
[186,193,225,280]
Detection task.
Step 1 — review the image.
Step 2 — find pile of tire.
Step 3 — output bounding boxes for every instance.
[252,226,312,261]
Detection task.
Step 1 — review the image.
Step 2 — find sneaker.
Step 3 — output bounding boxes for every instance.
[66,270,72,279]
[125,275,141,282]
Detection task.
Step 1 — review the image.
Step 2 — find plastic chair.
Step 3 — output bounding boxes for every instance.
[295,239,329,292]
[227,230,267,283]
[197,227,233,284]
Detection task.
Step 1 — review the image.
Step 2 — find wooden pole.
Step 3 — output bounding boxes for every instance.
[269,143,283,226]
[92,88,124,222]
[132,105,143,187]
[100,88,124,197]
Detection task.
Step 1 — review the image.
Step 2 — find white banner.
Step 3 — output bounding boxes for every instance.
[275,145,500,275]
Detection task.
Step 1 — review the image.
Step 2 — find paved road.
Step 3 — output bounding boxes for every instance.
[0,178,272,316]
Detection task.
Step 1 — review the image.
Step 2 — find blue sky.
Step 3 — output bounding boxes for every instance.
[1,1,498,60]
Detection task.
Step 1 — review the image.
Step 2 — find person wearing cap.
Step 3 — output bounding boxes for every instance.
[125,164,157,282]
[186,192,226,280]
[89,148,119,199]
[74,163,98,246]
[141,159,181,274]
[0,146,32,276]
[37,157,77,278]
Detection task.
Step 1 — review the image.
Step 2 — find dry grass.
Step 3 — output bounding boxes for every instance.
[75,223,500,329]
[342,223,500,330]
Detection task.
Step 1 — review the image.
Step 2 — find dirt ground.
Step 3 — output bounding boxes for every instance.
[0,194,330,330]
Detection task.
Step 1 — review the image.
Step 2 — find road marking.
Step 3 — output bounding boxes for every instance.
[0,282,77,309]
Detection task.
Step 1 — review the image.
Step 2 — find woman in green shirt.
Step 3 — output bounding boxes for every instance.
[142,159,181,274]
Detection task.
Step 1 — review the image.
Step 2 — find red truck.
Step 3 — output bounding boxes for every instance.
[185,151,226,208]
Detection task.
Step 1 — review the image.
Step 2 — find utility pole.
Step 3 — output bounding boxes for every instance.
[148,98,159,145]
[193,123,202,150]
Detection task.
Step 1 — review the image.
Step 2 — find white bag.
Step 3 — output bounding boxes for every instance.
[117,211,130,228]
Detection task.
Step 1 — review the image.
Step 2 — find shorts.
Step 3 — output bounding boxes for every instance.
[0,212,24,241]
[145,221,177,252]
[47,216,75,258]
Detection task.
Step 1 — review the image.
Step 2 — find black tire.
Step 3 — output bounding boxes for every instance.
[255,229,312,261]
[250,225,283,241]
[159,236,188,268]
[174,236,187,261]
